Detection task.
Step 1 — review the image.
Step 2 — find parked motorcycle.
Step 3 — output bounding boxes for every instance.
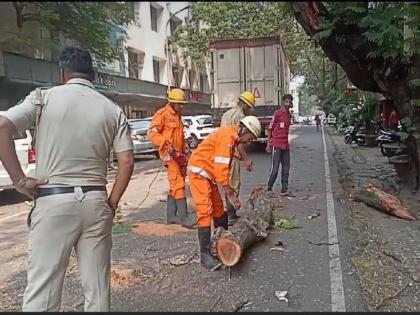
[377,128,409,157]
[344,125,366,146]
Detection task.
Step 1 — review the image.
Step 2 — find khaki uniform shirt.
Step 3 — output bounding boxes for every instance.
[220,106,245,128]
[0,78,133,187]
[220,106,244,160]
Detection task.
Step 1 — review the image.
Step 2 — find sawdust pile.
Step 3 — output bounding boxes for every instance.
[111,264,156,289]
[132,222,191,236]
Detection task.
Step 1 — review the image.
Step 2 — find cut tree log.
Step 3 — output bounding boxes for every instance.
[352,183,417,221]
[211,187,274,267]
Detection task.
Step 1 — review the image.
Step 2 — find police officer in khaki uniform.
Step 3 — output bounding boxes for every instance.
[0,47,134,312]
[219,91,256,226]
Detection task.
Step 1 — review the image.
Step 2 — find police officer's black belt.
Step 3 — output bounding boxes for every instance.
[36,186,106,198]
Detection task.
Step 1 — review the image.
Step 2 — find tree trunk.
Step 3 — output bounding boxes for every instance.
[12,2,24,32]
[352,184,417,221]
[211,187,273,267]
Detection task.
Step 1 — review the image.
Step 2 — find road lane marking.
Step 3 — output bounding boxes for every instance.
[0,210,27,223]
[322,126,346,312]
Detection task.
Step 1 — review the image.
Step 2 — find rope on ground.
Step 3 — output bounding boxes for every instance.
[122,166,163,219]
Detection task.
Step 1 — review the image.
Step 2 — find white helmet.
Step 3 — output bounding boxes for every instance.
[240,116,261,138]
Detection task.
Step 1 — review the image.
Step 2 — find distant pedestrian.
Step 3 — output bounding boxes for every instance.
[389,109,400,131]
[266,94,293,195]
[0,46,134,311]
[315,114,321,131]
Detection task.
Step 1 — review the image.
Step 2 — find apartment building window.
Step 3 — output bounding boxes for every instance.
[172,66,183,87]
[153,59,160,83]
[129,2,136,21]
[200,74,205,92]
[150,4,160,32]
[189,69,197,90]
[128,49,144,79]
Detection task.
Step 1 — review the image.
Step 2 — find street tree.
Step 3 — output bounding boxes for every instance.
[5,2,132,65]
[291,2,420,126]
[291,2,420,190]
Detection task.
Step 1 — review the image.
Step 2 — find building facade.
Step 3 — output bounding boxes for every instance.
[0,2,212,117]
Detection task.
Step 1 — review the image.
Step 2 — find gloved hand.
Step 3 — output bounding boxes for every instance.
[164,141,176,157]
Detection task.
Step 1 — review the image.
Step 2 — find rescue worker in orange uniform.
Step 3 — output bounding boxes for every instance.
[148,88,194,228]
[188,116,262,270]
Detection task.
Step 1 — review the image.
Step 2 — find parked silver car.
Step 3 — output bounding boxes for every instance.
[128,118,159,158]
[0,130,36,191]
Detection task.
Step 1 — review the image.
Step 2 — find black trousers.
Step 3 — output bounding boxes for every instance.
[267,147,290,191]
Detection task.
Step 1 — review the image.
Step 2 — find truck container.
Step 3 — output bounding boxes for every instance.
[209,36,291,143]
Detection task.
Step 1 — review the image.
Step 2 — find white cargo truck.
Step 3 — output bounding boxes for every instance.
[209,36,291,143]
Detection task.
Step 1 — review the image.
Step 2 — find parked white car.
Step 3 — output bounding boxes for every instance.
[0,130,36,191]
[182,115,216,148]
[327,113,337,125]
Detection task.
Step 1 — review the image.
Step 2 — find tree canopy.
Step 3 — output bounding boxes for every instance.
[6,2,132,65]
[292,2,420,124]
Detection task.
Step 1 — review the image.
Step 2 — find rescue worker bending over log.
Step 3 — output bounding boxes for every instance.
[187,116,262,270]
[148,88,194,228]
[220,91,256,225]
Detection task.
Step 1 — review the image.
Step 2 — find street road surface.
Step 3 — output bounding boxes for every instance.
[0,126,368,311]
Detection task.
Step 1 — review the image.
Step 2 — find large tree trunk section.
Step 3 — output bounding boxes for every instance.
[211,187,273,267]
[352,183,417,221]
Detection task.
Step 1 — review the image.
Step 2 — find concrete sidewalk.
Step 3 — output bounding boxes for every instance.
[327,128,420,311]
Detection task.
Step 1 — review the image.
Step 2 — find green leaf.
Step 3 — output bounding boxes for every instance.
[273,218,301,230]
[112,223,131,234]
[312,28,333,42]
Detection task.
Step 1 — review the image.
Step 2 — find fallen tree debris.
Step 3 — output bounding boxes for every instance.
[352,183,417,221]
[307,240,339,246]
[211,187,273,267]
[274,290,288,302]
[231,299,250,312]
[166,253,198,266]
[374,280,411,310]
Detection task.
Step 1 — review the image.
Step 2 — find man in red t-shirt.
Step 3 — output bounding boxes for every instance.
[266,94,293,195]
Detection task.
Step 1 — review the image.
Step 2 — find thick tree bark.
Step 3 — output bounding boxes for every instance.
[352,184,417,221]
[211,187,273,267]
[291,1,420,191]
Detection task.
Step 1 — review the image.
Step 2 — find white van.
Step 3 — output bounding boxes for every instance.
[0,130,36,191]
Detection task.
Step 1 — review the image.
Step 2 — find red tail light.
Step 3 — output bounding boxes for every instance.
[28,148,36,164]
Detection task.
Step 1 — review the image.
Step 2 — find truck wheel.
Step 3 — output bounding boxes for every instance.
[190,135,199,149]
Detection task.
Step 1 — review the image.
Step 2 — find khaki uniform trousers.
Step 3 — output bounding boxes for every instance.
[229,156,241,196]
[23,188,113,312]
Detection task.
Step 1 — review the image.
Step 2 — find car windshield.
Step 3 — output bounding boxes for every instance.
[197,117,213,125]
[129,120,151,130]
[13,131,27,140]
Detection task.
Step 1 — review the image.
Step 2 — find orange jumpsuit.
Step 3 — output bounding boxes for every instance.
[188,125,239,227]
[148,104,186,199]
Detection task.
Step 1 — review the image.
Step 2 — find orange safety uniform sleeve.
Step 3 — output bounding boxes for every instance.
[166,160,186,199]
[148,110,167,149]
[188,172,224,228]
[213,134,236,186]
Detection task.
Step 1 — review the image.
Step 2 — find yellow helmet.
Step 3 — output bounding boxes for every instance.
[168,88,187,104]
[238,91,256,108]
